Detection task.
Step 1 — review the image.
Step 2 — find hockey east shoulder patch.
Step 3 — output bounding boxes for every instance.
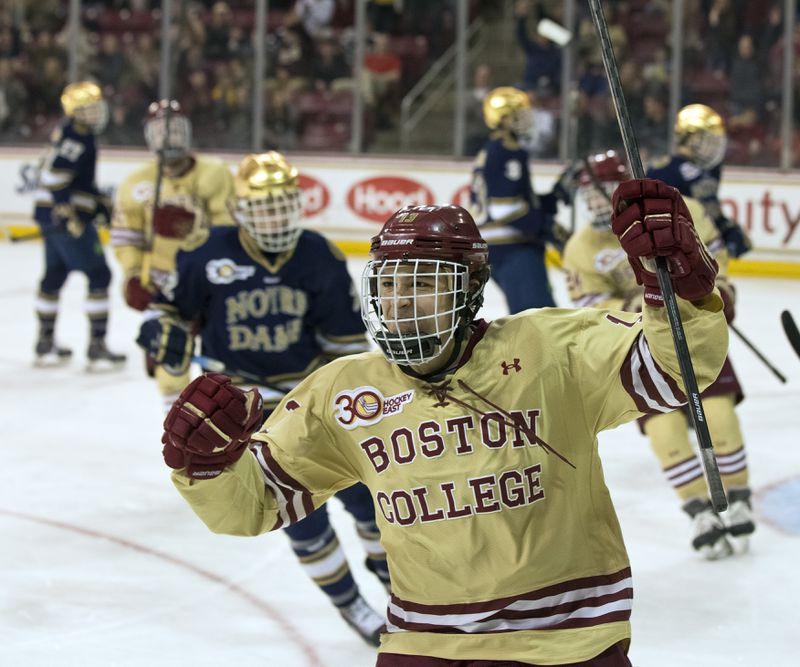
[333,385,414,430]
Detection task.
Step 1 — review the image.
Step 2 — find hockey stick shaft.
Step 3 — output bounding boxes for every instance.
[141,106,171,289]
[781,310,800,359]
[729,323,787,383]
[587,0,727,512]
[193,355,288,396]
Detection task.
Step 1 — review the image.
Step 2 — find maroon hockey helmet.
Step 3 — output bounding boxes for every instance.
[144,99,192,159]
[578,151,629,228]
[362,205,490,368]
[369,205,489,273]
[578,150,628,187]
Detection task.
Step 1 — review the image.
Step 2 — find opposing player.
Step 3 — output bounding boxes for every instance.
[470,86,571,313]
[33,81,126,371]
[158,185,729,664]
[136,152,389,645]
[111,99,234,409]
[647,104,751,258]
[563,151,755,559]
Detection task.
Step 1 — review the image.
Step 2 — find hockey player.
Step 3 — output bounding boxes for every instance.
[647,103,752,258]
[157,186,729,664]
[136,151,389,646]
[470,86,571,313]
[111,99,234,410]
[563,151,755,560]
[33,81,126,371]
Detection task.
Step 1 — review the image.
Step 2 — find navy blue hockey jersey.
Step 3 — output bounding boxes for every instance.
[471,130,553,245]
[34,119,105,228]
[646,155,724,220]
[157,226,368,408]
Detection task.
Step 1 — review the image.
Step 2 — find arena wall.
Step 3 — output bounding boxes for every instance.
[2,147,798,278]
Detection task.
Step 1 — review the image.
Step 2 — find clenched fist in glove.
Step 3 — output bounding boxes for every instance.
[124,273,154,311]
[162,373,264,479]
[611,179,718,307]
[153,204,195,239]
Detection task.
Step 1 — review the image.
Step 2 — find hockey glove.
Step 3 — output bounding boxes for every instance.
[124,274,154,311]
[714,215,752,258]
[611,178,718,307]
[52,203,84,237]
[153,205,196,239]
[136,314,194,376]
[162,373,264,479]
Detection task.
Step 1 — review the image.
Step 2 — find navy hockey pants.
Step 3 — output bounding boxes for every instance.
[38,224,111,294]
[488,243,556,313]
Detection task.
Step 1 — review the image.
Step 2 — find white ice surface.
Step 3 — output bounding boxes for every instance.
[1,240,798,667]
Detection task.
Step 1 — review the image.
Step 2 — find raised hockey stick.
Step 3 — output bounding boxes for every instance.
[781,310,800,359]
[141,104,171,289]
[729,324,787,383]
[588,0,728,512]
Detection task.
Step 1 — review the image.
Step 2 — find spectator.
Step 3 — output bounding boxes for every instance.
[93,33,127,90]
[515,0,562,95]
[367,0,400,36]
[292,0,336,39]
[0,56,28,138]
[464,63,492,156]
[362,31,401,129]
[524,88,557,159]
[204,1,234,60]
[104,98,141,146]
[637,85,670,161]
[311,35,350,91]
[729,34,762,118]
[705,0,739,75]
[29,55,66,118]
[274,25,311,80]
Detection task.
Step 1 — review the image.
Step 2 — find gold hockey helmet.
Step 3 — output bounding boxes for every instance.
[60,81,108,132]
[482,87,532,137]
[675,104,727,169]
[231,152,303,253]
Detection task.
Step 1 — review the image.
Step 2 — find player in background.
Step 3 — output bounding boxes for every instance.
[647,103,752,259]
[33,81,126,371]
[470,86,572,313]
[111,99,234,411]
[156,189,729,665]
[563,151,755,560]
[136,152,389,646]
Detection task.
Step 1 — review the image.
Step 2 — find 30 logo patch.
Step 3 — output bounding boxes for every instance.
[333,386,414,430]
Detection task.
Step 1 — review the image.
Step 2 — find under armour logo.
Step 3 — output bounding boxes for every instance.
[501,358,521,375]
[425,380,452,408]
[285,399,301,411]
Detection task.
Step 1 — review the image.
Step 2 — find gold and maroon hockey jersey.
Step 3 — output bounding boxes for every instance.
[563,197,728,311]
[111,156,234,290]
[172,298,728,664]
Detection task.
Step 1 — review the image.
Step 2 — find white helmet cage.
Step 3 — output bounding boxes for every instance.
[74,100,109,133]
[232,186,304,253]
[360,259,471,366]
[685,130,727,170]
[145,114,192,160]
[579,181,617,229]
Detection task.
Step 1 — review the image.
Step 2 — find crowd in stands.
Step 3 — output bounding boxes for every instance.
[495,0,798,166]
[0,0,797,165]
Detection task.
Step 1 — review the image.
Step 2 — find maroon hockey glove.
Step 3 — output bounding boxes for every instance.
[611,179,718,307]
[162,373,264,479]
[124,274,154,311]
[152,204,195,239]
